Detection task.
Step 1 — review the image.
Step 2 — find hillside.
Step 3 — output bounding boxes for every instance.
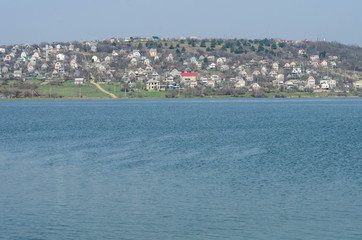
[0,37,361,99]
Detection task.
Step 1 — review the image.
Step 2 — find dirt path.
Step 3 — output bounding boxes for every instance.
[90,80,118,99]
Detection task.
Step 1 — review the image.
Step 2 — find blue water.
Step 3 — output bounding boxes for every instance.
[0,98,361,240]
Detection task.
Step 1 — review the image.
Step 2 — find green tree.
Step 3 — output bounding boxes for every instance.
[319,51,326,59]
[200,40,206,48]
[211,39,217,48]
[137,43,143,50]
[278,42,286,48]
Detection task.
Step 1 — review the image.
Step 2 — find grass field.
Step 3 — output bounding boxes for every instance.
[1,79,360,100]
[38,80,110,99]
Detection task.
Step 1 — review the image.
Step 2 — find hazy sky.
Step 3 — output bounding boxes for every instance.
[2,0,361,46]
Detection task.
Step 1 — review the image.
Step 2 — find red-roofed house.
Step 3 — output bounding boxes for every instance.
[181,72,197,82]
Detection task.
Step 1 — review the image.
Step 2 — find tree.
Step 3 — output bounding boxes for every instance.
[200,40,206,48]
[211,39,217,48]
[137,43,143,50]
[319,51,326,59]
[278,42,286,48]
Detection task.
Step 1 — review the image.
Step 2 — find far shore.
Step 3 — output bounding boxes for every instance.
[1,94,361,101]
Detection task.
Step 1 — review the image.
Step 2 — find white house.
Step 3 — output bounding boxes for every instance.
[74,78,85,85]
[146,79,160,91]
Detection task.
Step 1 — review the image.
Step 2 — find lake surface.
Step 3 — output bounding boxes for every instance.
[0,98,361,240]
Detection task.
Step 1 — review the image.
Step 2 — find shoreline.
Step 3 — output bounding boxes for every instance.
[0,95,360,101]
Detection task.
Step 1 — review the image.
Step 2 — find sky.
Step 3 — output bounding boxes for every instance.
[1,0,361,46]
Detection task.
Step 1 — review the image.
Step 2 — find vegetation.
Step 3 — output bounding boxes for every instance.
[0,37,361,100]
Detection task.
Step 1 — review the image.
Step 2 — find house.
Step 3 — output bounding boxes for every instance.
[234,78,246,88]
[206,80,215,88]
[149,49,157,57]
[170,69,181,77]
[146,79,160,91]
[14,70,22,78]
[98,65,106,72]
[90,45,97,52]
[132,51,141,59]
[21,52,27,61]
[261,66,267,75]
[27,65,34,73]
[55,62,63,69]
[145,66,153,73]
[320,79,337,88]
[189,81,198,88]
[251,83,261,91]
[1,66,8,74]
[240,69,248,77]
[210,75,221,84]
[151,72,160,80]
[220,65,229,72]
[3,55,12,62]
[208,63,216,70]
[321,82,329,90]
[70,59,78,69]
[110,37,119,43]
[207,56,215,62]
[166,54,174,62]
[353,80,362,89]
[285,80,294,87]
[310,55,320,62]
[252,70,261,76]
[272,62,279,71]
[0,48,5,53]
[144,59,151,66]
[56,53,65,61]
[131,58,137,66]
[41,63,49,70]
[311,62,319,68]
[217,58,225,65]
[181,72,197,82]
[104,56,112,63]
[165,76,175,85]
[306,76,316,88]
[298,49,306,55]
[74,78,85,85]
[328,56,338,61]
[269,70,278,78]
[200,77,208,84]
[246,75,254,82]
[52,69,59,78]
[112,50,119,56]
[319,60,328,68]
[32,52,40,59]
[190,56,197,63]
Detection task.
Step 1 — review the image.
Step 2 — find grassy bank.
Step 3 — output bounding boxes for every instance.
[1,80,360,100]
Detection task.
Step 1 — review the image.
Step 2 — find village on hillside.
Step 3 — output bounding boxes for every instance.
[0,36,361,99]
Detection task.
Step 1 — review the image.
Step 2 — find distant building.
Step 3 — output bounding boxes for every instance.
[146,79,160,91]
[181,72,197,82]
[74,78,85,85]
